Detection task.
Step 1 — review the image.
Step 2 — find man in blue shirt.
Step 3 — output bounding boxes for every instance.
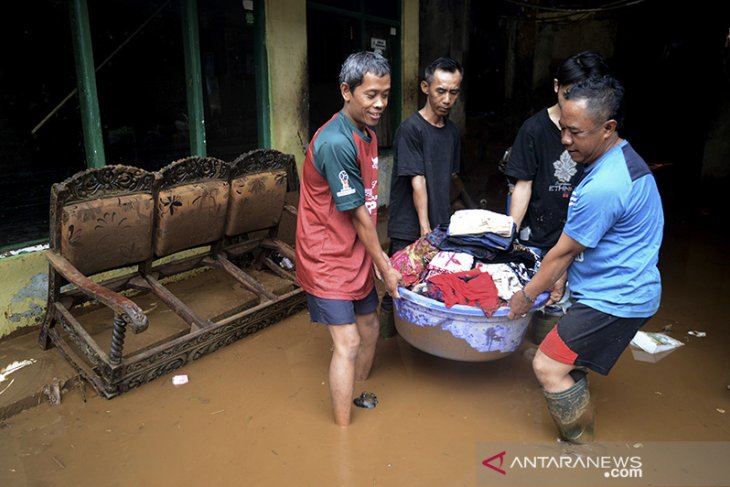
[508,75,664,443]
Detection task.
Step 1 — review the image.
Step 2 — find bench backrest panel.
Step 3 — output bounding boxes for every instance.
[226,170,287,236]
[51,166,156,276]
[61,194,155,275]
[226,149,294,237]
[154,157,229,257]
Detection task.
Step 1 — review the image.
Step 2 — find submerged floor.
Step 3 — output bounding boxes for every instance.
[0,219,729,487]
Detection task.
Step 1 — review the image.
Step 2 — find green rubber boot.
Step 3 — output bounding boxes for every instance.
[543,373,594,444]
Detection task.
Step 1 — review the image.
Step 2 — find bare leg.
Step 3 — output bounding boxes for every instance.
[354,311,379,382]
[328,324,360,427]
[532,349,577,392]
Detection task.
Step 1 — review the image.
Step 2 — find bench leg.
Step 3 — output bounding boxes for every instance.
[109,314,127,365]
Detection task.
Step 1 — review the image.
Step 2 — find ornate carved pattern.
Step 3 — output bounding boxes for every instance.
[56,314,103,367]
[231,149,293,178]
[158,156,229,188]
[55,165,155,204]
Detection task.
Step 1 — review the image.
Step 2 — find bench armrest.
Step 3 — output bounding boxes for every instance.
[46,250,149,333]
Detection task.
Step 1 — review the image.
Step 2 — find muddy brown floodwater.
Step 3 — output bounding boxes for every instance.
[0,221,728,487]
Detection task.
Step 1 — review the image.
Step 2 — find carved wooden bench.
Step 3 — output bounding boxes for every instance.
[39,149,305,398]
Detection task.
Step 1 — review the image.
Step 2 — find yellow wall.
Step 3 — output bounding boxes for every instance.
[401,0,420,119]
[0,251,48,339]
[265,0,309,168]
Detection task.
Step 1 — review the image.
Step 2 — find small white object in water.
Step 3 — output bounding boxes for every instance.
[687,330,706,337]
[172,374,189,386]
[630,331,684,354]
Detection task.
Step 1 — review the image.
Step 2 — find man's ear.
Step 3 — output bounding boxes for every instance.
[341,82,352,102]
[553,78,559,94]
[604,119,618,135]
[420,80,429,95]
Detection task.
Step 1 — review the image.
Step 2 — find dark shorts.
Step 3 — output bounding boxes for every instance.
[305,287,379,325]
[539,302,651,375]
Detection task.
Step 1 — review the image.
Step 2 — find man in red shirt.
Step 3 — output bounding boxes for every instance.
[296,51,402,427]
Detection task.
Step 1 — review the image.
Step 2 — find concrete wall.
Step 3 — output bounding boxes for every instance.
[265,0,309,164]
[401,0,420,120]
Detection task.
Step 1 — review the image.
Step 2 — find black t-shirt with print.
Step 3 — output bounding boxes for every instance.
[504,108,584,250]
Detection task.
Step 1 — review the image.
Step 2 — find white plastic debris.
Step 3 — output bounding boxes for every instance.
[687,330,707,337]
[630,331,684,354]
[0,359,37,383]
[172,374,189,386]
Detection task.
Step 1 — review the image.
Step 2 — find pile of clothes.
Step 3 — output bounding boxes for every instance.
[390,209,540,317]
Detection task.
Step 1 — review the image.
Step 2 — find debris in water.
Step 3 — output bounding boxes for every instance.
[687,330,706,337]
[630,331,684,354]
[172,374,189,386]
[0,359,37,383]
[353,391,378,409]
[51,455,65,469]
[272,253,294,270]
[43,378,62,405]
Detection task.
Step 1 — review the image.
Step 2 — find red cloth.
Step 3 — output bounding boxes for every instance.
[427,268,500,316]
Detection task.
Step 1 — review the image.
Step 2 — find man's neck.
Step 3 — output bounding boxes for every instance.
[419,106,444,127]
[547,103,561,129]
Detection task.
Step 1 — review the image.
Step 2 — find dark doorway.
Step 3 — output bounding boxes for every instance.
[306,1,400,147]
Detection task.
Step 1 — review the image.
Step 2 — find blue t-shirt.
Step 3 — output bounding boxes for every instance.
[564,140,664,318]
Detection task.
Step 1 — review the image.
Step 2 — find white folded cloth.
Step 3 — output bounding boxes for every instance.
[448,209,514,237]
[475,263,522,301]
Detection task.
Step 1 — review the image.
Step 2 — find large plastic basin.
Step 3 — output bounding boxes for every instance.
[393,287,548,362]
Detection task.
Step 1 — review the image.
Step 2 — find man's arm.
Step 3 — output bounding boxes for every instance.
[411,175,431,236]
[350,205,402,298]
[507,232,585,319]
[509,179,533,229]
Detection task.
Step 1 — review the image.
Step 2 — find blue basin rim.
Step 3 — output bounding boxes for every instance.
[395,287,549,317]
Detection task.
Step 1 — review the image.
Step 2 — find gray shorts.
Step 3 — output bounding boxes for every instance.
[305,287,379,325]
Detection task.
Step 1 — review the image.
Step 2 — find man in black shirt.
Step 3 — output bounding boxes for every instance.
[380,57,463,338]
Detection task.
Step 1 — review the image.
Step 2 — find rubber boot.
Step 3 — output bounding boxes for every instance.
[530,310,560,345]
[543,373,594,444]
[379,295,397,339]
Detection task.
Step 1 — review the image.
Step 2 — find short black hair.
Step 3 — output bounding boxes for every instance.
[556,51,610,87]
[564,74,625,129]
[424,57,463,84]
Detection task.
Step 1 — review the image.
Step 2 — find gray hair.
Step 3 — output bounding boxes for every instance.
[338,51,391,92]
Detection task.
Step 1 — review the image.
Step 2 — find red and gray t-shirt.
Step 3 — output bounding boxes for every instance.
[295,111,379,300]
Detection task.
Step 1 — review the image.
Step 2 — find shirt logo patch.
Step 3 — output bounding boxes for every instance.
[372,157,378,169]
[553,150,578,183]
[336,170,356,197]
